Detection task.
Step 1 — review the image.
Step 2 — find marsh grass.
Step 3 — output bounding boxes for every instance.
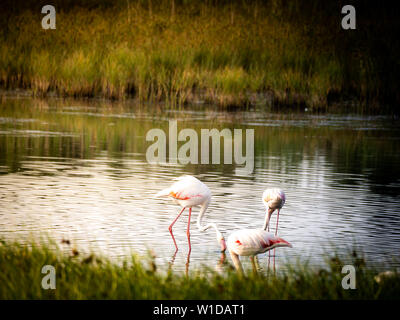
[0,1,398,111]
[0,239,399,299]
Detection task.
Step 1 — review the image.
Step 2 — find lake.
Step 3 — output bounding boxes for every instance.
[1,95,399,273]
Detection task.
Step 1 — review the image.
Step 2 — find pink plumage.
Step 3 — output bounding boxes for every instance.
[228,229,291,256]
[263,188,286,210]
[227,228,292,273]
[156,175,211,207]
[262,188,286,234]
[156,175,226,253]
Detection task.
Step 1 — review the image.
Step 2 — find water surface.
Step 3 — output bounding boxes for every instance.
[1,96,399,273]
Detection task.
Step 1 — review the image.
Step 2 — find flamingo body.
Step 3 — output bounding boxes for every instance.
[227,228,291,273]
[156,175,211,208]
[156,175,226,253]
[228,229,291,256]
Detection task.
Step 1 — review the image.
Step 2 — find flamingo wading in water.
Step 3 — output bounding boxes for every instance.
[227,229,292,274]
[262,188,286,235]
[156,175,227,254]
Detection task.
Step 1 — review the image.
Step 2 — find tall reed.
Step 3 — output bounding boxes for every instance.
[0,0,398,111]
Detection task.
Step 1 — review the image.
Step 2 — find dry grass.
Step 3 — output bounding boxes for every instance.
[0,1,398,111]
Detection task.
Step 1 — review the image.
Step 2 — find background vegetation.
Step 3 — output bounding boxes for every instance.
[0,0,399,111]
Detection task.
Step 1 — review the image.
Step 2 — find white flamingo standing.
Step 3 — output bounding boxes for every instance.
[156,175,227,254]
[262,188,286,235]
[227,228,292,274]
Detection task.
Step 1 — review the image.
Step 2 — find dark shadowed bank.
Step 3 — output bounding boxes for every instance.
[0,240,399,299]
[0,0,399,112]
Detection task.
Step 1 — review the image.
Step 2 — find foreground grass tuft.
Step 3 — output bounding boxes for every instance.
[0,240,399,299]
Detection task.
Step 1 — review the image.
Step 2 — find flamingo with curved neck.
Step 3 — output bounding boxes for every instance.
[227,228,292,274]
[262,188,286,235]
[156,175,226,254]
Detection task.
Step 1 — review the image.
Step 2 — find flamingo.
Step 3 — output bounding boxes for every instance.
[262,188,286,235]
[227,228,292,274]
[156,175,227,254]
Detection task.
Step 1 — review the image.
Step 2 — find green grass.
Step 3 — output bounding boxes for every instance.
[0,239,399,299]
[0,0,398,111]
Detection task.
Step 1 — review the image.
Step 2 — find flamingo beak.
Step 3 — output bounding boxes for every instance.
[278,238,292,248]
[270,237,292,248]
[220,238,227,252]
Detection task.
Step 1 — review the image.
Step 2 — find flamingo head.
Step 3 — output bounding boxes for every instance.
[278,190,286,206]
[269,236,292,249]
[217,233,227,252]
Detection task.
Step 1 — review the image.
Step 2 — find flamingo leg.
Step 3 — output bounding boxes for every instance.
[185,251,191,276]
[169,206,186,253]
[187,207,192,254]
[275,209,280,236]
[254,256,260,270]
[168,251,177,272]
[250,256,258,275]
[268,221,271,259]
[273,208,280,269]
[268,221,271,262]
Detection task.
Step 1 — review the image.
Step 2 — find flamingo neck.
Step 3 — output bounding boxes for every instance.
[197,201,224,242]
[229,251,243,274]
[263,209,272,231]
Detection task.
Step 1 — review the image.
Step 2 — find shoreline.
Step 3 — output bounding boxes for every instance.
[1,1,398,114]
[0,88,381,115]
